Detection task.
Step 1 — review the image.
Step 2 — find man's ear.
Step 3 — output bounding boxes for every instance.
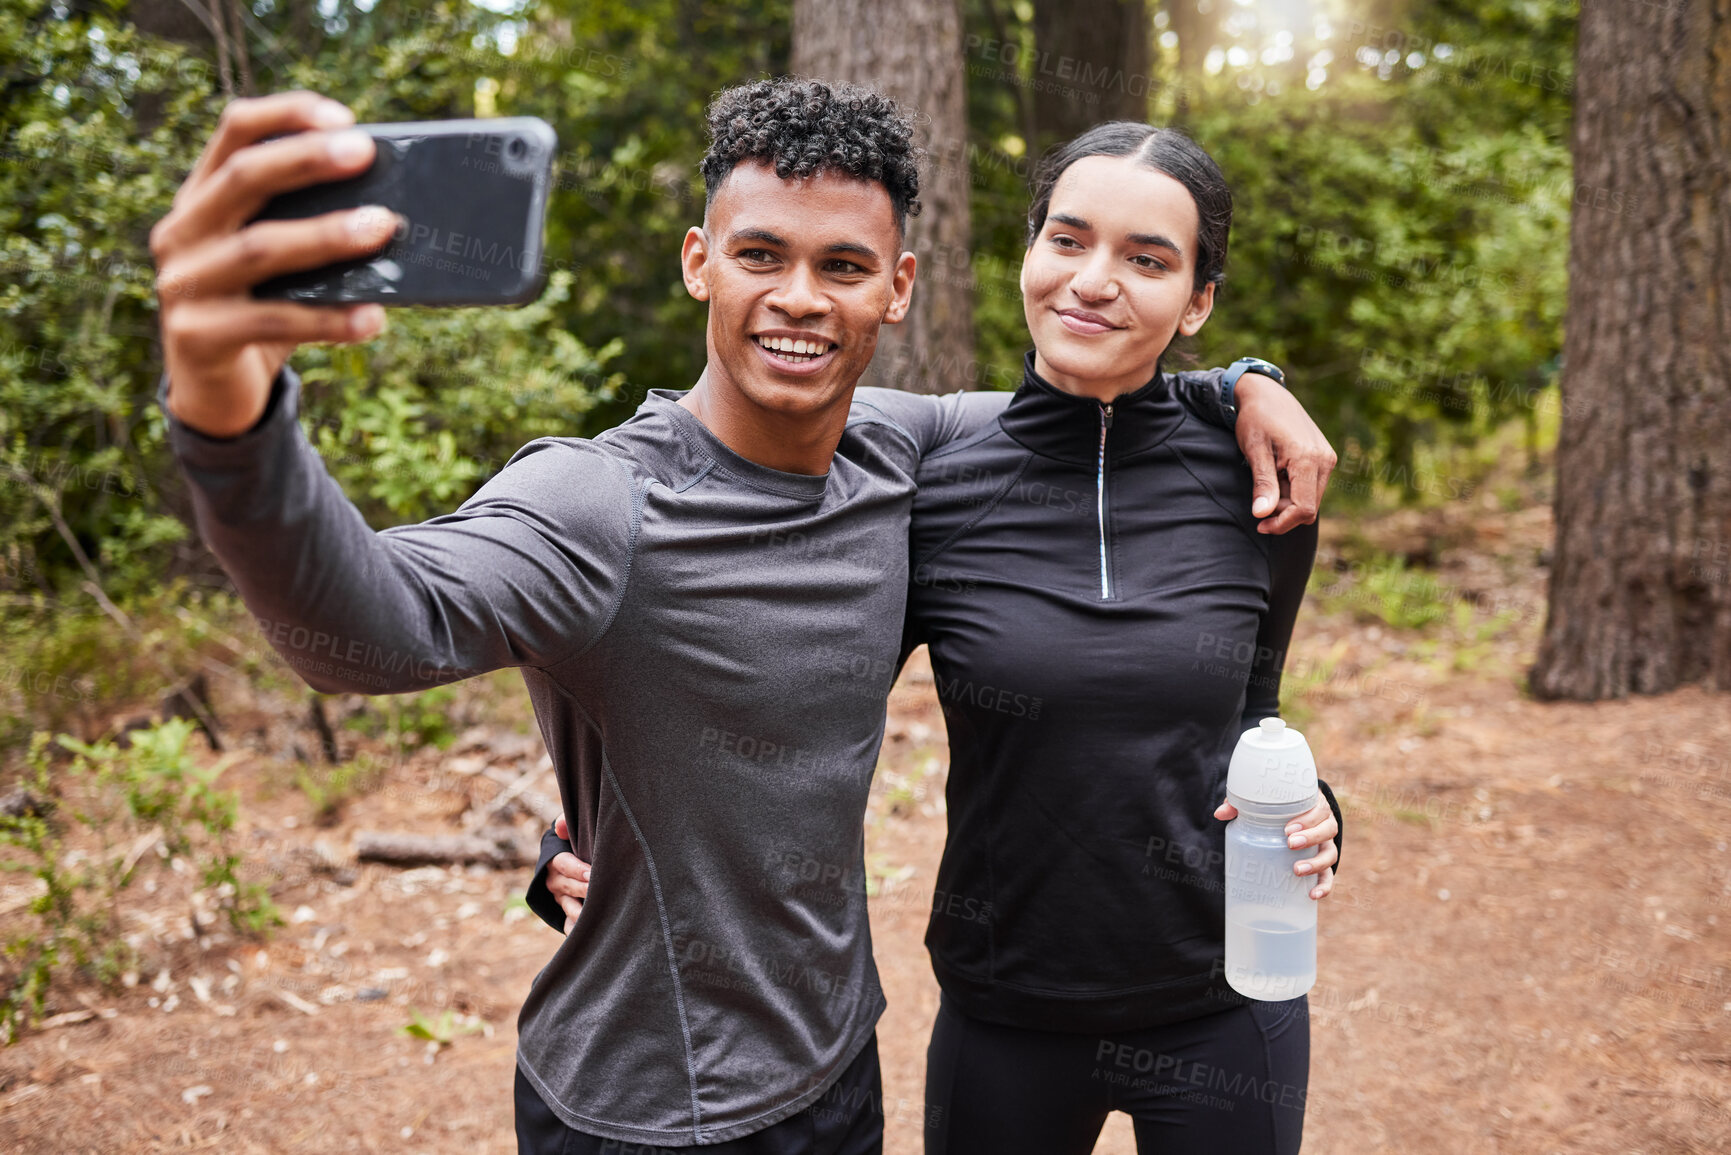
[681,226,711,302]
[1177,281,1216,336]
[883,250,917,325]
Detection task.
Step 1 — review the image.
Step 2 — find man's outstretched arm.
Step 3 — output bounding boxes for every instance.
[153,93,636,691]
[1168,366,1338,535]
[857,365,1336,537]
[163,367,635,693]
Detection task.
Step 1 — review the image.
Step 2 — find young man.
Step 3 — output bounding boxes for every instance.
[150,79,1332,1154]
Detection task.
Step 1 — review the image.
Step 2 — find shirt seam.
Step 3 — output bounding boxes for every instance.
[673,461,715,494]
[598,751,705,1140]
[663,408,828,501]
[844,409,921,455]
[517,1054,694,1140]
[556,458,647,669]
[695,1001,884,1140]
[517,996,886,1143]
[705,460,826,501]
[921,419,1009,467]
[916,449,1033,570]
[1166,417,1268,547]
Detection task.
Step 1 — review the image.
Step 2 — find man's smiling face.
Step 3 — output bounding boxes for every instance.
[682,160,915,421]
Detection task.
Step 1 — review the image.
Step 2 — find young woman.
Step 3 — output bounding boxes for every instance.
[901,123,1335,1155]
[534,123,1340,1154]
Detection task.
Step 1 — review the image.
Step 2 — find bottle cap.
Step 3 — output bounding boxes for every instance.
[1226,716,1318,807]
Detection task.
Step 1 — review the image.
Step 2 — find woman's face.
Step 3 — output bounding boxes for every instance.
[1021,154,1217,403]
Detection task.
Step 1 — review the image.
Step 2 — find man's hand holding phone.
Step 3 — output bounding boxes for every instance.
[150,92,398,438]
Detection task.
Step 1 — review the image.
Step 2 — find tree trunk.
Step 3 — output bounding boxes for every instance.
[1164,0,1218,122]
[1031,0,1151,150]
[792,0,976,394]
[1529,0,1731,700]
[125,0,223,131]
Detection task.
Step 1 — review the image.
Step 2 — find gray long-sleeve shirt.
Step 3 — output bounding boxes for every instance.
[159,362,1232,1145]
[162,368,980,1144]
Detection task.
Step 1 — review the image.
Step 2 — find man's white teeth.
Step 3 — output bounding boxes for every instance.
[757,335,831,359]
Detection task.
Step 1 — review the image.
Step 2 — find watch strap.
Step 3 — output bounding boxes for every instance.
[1221,357,1287,416]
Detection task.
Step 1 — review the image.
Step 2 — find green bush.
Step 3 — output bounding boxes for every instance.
[0,719,278,1043]
[338,685,460,757]
[1311,552,1454,631]
[292,752,387,827]
[0,583,252,746]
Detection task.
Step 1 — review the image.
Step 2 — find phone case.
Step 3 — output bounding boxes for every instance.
[251,117,558,307]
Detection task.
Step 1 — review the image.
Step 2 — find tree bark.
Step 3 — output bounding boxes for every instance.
[1031,0,1151,149]
[1530,0,1731,699]
[1164,0,1218,122]
[125,0,223,131]
[792,0,976,393]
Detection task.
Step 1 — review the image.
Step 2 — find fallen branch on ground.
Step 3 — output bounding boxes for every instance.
[352,828,537,869]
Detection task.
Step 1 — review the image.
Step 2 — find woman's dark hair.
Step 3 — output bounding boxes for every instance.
[1025,122,1232,293]
[701,78,923,236]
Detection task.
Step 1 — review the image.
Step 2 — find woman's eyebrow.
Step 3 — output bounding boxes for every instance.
[1051,214,1181,256]
[1127,232,1183,255]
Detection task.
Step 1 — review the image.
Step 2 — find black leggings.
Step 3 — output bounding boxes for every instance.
[924,994,1309,1155]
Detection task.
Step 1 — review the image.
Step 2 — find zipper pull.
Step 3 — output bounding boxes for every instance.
[1102,402,1114,430]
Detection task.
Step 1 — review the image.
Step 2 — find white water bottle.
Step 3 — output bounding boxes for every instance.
[1223,717,1319,1000]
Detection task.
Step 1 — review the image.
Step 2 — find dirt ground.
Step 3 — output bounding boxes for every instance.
[2,482,1728,1154]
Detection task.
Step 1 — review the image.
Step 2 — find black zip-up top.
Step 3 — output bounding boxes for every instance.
[902,352,1337,1033]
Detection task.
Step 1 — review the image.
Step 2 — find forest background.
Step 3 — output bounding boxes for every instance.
[0,0,1575,723]
[6,2,1731,1151]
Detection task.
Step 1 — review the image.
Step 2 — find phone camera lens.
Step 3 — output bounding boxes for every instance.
[507,137,528,161]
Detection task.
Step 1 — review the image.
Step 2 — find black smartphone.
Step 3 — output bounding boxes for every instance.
[251,117,558,307]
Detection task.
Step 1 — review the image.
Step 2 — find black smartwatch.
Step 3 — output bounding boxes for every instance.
[1221,357,1287,418]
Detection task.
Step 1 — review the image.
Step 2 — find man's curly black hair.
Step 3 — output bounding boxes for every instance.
[700,77,923,235]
